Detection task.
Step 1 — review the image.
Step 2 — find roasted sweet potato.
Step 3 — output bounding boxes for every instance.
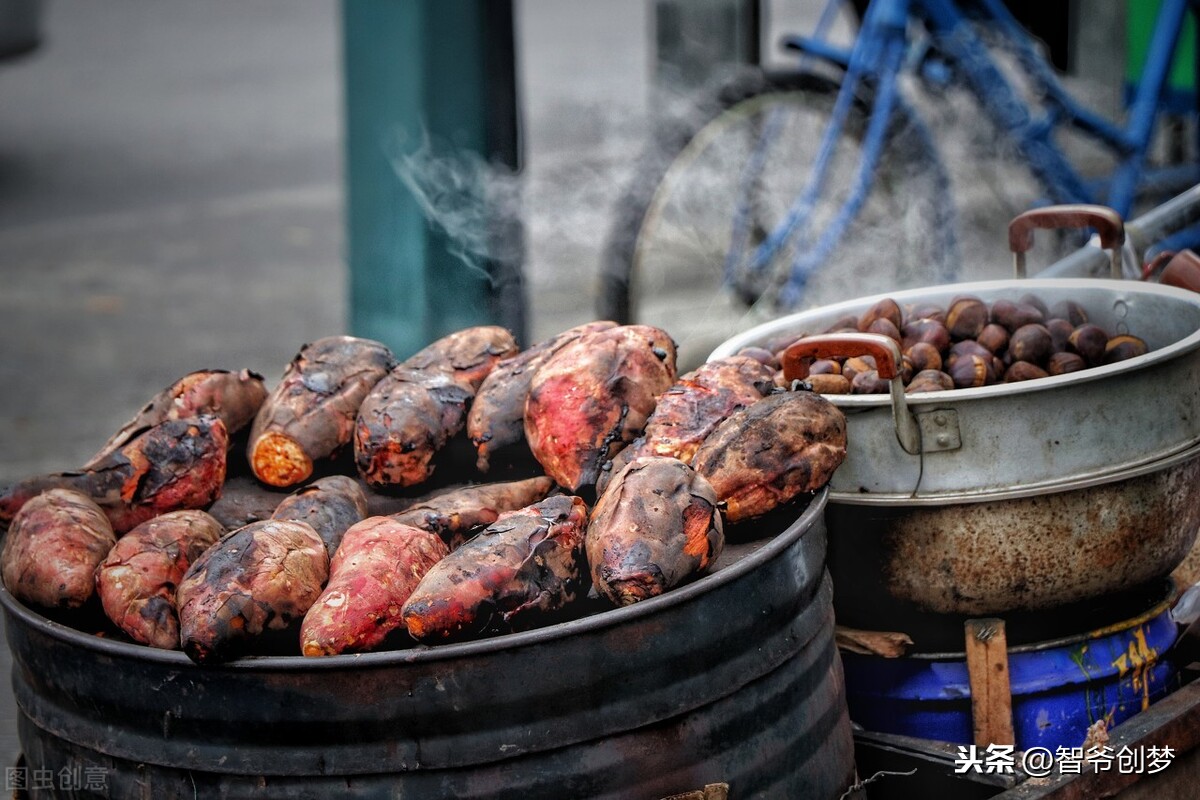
[390,475,555,548]
[270,475,369,558]
[248,336,394,488]
[598,355,774,493]
[402,495,589,642]
[2,489,117,609]
[86,369,267,468]
[691,391,847,522]
[588,457,723,606]
[95,510,225,649]
[400,325,519,390]
[300,518,448,656]
[354,368,474,488]
[525,325,677,491]
[468,321,616,472]
[177,519,328,664]
[0,416,228,534]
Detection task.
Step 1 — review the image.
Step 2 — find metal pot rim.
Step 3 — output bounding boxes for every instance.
[709,278,1200,408]
[0,488,828,670]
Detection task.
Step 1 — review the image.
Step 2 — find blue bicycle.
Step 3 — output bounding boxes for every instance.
[600,0,1200,366]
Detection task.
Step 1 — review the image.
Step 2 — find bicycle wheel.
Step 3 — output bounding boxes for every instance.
[599,69,959,368]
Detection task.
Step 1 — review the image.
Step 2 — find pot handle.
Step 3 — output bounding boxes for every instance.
[1008,204,1124,279]
[780,332,921,455]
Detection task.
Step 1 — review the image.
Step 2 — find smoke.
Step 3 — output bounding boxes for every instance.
[385,128,524,288]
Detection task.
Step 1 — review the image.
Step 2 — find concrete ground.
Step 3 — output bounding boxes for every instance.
[0,0,1135,777]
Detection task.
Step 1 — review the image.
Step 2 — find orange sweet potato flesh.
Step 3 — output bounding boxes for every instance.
[248,336,394,487]
[300,518,448,656]
[402,495,589,642]
[95,510,225,649]
[588,456,723,606]
[0,416,228,534]
[1,489,117,609]
[691,391,847,523]
[524,325,677,491]
[85,369,267,468]
[598,355,774,494]
[468,321,616,472]
[390,475,555,548]
[270,475,369,558]
[177,519,328,664]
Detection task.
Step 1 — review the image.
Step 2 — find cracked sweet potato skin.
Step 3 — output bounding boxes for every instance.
[400,325,519,391]
[402,495,589,642]
[588,457,723,606]
[691,391,847,523]
[95,510,225,649]
[270,475,369,558]
[525,325,677,491]
[599,355,775,493]
[2,489,117,610]
[248,336,395,488]
[468,321,616,472]
[177,519,328,664]
[0,416,228,534]
[86,369,267,468]
[300,518,448,656]
[353,368,474,488]
[390,475,555,548]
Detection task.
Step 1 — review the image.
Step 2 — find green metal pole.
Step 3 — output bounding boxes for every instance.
[343,0,524,358]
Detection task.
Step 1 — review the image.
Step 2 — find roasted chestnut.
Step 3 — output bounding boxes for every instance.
[905,341,942,373]
[808,358,841,375]
[1018,293,1050,317]
[946,297,989,340]
[842,355,877,382]
[803,373,852,394]
[949,353,994,388]
[901,318,951,353]
[851,369,889,394]
[1104,334,1148,363]
[866,317,902,343]
[1008,324,1053,366]
[1049,300,1089,327]
[976,323,1009,355]
[906,369,954,393]
[1045,318,1074,353]
[1047,351,1086,375]
[947,339,992,368]
[1003,361,1050,382]
[858,298,902,333]
[906,302,947,324]
[990,298,1044,332]
[1067,323,1109,366]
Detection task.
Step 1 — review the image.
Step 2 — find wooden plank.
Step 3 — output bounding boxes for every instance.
[965,617,1015,747]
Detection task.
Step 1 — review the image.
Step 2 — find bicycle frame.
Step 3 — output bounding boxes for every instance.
[743,0,1200,305]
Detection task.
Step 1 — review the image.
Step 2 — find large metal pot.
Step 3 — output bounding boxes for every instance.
[709,278,1200,616]
[3,491,857,800]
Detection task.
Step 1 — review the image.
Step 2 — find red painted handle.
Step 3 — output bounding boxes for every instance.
[781,332,902,381]
[1008,204,1124,254]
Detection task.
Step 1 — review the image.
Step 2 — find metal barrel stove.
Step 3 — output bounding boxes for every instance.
[2,490,857,799]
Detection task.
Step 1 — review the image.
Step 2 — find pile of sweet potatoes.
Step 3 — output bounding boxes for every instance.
[0,322,847,664]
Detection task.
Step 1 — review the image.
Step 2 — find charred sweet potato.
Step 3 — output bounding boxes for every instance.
[598,355,774,493]
[400,325,519,390]
[95,510,225,649]
[525,325,677,491]
[300,518,448,656]
[390,475,555,548]
[86,369,267,468]
[402,494,589,641]
[270,475,369,558]
[177,519,328,664]
[354,368,474,488]
[468,321,616,472]
[691,391,847,522]
[1,489,117,609]
[248,336,395,488]
[588,457,723,605]
[0,416,228,534]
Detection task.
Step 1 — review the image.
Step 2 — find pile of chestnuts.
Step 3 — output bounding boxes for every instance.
[739,294,1150,395]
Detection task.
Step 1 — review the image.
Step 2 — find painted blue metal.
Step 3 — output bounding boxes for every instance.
[842,595,1182,751]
